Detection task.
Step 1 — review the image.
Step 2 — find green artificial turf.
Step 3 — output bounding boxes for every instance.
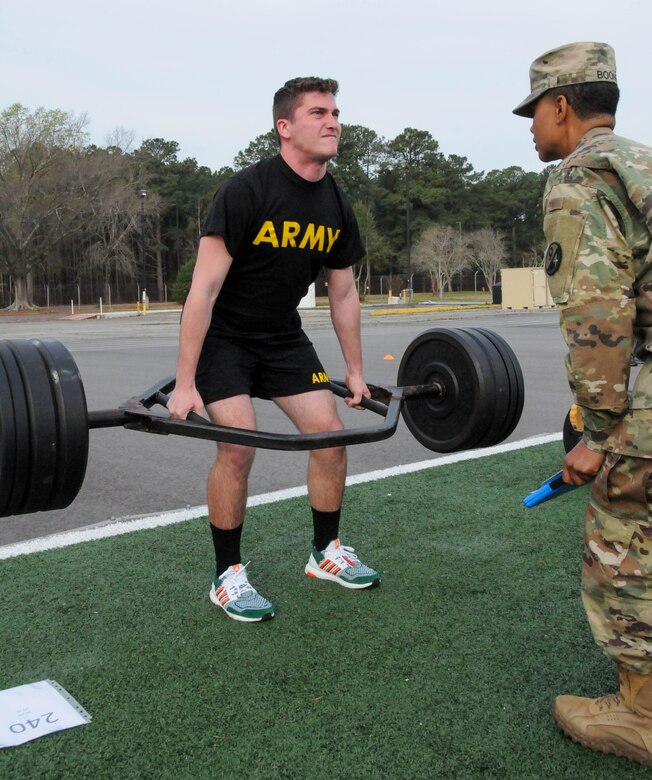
[1,441,649,778]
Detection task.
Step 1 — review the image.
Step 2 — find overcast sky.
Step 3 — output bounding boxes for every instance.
[2,0,649,176]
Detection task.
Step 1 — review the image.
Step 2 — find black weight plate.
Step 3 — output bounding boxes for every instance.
[462,329,512,448]
[0,342,31,517]
[0,355,17,517]
[471,328,525,446]
[36,339,89,510]
[7,340,60,514]
[397,327,497,452]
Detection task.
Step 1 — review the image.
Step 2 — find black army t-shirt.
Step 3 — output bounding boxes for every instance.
[200,155,365,338]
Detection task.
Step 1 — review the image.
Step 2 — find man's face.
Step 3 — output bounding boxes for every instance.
[279,91,341,163]
[530,93,564,163]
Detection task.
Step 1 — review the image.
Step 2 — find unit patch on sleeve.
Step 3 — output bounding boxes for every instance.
[544,242,563,276]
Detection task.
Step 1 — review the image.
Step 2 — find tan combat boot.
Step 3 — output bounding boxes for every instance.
[553,668,652,767]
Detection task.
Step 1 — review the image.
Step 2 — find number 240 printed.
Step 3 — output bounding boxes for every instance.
[9,712,59,733]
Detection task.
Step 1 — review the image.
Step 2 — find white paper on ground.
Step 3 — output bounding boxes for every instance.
[0,679,91,748]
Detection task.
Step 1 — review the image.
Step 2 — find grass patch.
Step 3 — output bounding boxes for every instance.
[1,441,647,778]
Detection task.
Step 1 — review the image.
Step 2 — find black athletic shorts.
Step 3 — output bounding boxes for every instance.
[195,331,331,405]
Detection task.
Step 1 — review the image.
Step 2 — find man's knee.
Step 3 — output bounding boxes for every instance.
[315,414,344,434]
[311,397,344,434]
[216,443,256,474]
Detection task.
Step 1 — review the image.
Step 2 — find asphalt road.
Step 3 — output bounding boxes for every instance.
[0,305,570,546]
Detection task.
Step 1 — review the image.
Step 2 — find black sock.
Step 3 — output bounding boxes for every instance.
[210,522,243,578]
[311,507,341,551]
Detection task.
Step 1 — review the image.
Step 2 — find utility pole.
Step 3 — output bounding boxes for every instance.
[139,190,147,300]
[405,168,412,301]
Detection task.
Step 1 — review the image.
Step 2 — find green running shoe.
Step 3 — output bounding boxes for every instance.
[305,538,381,589]
[209,563,274,622]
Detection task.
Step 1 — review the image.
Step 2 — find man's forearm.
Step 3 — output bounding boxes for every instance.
[330,291,364,374]
[175,292,213,388]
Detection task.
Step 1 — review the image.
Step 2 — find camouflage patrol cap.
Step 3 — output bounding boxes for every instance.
[513,41,617,118]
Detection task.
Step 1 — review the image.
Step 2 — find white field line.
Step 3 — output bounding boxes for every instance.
[0,433,562,560]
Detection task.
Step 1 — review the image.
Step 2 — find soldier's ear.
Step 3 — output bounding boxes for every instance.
[554,94,570,123]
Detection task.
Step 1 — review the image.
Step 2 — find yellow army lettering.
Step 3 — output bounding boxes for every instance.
[311,371,330,384]
[252,221,341,253]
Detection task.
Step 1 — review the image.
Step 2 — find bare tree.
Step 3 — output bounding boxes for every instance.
[104,126,136,154]
[85,167,142,295]
[0,104,89,308]
[83,154,163,304]
[521,237,547,268]
[468,228,507,290]
[412,223,469,299]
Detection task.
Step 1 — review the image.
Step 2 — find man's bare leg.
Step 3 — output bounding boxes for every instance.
[275,389,380,587]
[205,395,275,621]
[205,395,257,530]
[274,390,345,511]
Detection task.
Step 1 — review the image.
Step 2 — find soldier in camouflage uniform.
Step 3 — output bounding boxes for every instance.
[514,42,652,767]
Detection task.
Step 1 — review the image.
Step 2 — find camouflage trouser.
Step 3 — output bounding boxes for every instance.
[582,452,652,672]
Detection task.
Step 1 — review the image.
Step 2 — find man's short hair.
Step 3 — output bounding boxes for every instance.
[548,82,620,120]
[272,77,339,137]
